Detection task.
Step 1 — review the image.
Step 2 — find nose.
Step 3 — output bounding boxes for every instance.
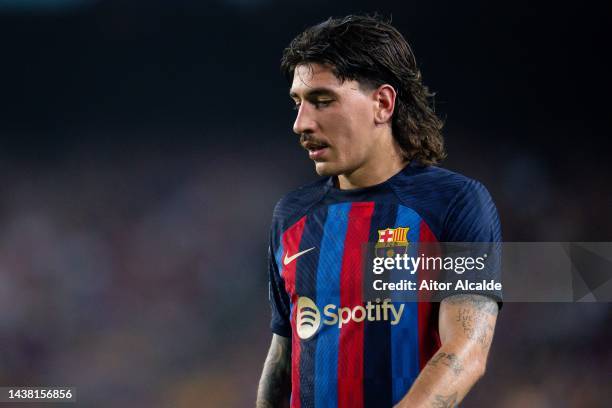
[293,103,317,135]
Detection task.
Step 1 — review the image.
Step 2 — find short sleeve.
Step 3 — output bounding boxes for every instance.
[442,179,502,243]
[438,179,503,305]
[268,234,292,337]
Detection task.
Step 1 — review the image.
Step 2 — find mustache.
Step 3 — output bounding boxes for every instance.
[300,134,328,148]
[299,134,313,145]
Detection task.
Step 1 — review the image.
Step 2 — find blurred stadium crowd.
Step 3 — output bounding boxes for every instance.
[0,140,609,407]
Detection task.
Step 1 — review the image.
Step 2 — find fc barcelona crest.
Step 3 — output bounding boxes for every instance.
[375,227,410,257]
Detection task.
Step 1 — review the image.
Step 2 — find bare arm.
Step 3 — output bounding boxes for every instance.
[394,294,499,408]
[256,334,291,408]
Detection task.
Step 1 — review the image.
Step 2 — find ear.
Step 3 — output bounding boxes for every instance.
[373,84,397,125]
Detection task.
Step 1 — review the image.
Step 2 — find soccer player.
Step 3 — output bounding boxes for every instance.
[256,15,501,408]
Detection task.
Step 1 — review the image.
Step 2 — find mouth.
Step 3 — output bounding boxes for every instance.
[302,140,330,161]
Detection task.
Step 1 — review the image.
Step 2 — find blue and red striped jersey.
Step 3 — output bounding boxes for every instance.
[268,162,502,408]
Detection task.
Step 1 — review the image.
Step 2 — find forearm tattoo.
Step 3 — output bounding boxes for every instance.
[431,391,458,408]
[427,352,464,376]
[256,336,291,408]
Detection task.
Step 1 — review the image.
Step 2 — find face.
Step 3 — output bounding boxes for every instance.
[290,63,379,177]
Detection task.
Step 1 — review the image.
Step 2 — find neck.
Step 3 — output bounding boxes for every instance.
[337,142,406,190]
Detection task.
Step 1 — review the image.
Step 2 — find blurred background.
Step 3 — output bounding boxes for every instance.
[0,0,610,407]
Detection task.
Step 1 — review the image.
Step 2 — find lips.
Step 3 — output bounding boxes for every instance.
[302,140,330,160]
[308,146,329,160]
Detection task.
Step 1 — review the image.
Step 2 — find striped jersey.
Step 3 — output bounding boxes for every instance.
[268,162,502,408]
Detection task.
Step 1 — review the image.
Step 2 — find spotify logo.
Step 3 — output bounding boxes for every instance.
[295,296,405,340]
[296,296,321,340]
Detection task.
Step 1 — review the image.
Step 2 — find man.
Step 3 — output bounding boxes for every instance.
[257,15,501,408]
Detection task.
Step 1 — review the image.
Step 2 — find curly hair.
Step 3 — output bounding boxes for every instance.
[280,15,446,165]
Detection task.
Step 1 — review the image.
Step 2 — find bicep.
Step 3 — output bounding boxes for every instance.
[439,294,499,353]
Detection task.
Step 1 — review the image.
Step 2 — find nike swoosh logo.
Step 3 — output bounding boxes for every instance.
[283,247,316,265]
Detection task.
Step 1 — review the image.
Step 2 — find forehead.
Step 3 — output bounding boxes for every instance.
[290,63,344,96]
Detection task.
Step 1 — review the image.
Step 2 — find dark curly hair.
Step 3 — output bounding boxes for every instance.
[281,15,446,165]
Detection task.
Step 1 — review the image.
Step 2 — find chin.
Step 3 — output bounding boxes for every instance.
[313,161,341,177]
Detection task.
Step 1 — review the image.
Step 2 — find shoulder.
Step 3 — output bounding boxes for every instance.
[391,164,480,201]
[271,177,330,231]
[390,164,498,240]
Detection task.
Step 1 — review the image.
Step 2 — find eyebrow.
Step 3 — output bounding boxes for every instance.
[289,87,338,99]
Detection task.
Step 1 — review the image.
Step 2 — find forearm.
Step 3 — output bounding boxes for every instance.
[256,334,291,408]
[393,343,485,407]
[395,294,498,408]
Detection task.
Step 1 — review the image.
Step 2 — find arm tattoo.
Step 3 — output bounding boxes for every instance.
[427,352,464,376]
[431,391,458,408]
[456,307,494,348]
[444,294,498,316]
[445,294,498,349]
[256,336,291,408]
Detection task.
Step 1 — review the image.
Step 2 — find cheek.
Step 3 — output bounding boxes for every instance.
[320,113,350,146]
[328,108,373,143]
[345,111,376,153]
[321,103,375,162]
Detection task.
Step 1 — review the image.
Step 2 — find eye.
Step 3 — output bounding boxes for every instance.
[314,100,333,109]
[292,103,301,111]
